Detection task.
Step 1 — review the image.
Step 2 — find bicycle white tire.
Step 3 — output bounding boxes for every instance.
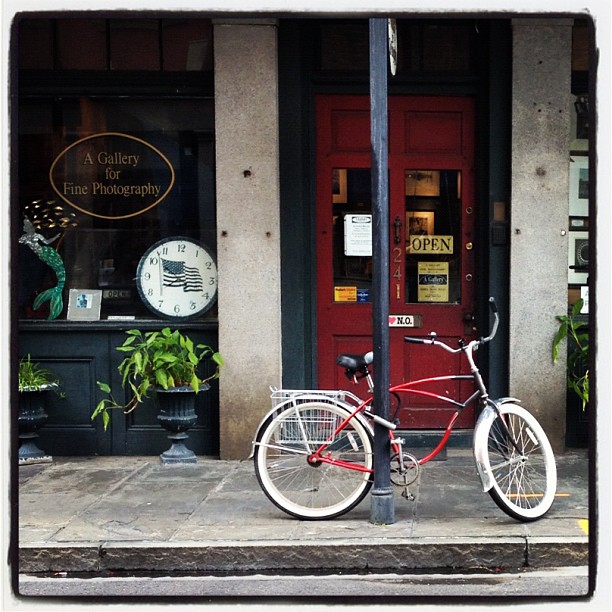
[481,403,557,521]
[254,401,373,520]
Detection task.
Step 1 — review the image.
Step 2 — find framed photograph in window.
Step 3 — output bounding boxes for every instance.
[67,289,102,321]
[406,211,434,236]
[569,156,589,217]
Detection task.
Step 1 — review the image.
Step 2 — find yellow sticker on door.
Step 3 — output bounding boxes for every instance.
[334,286,357,302]
[418,261,449,302]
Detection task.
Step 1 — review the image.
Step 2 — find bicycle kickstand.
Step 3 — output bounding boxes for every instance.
[390,441,419,502]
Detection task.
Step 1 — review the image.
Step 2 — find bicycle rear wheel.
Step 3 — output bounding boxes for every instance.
[482,403,557,521]
[254,401,373,519]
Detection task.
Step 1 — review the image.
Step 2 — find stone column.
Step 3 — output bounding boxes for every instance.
[510,19,573,452]
[214,20,281,459]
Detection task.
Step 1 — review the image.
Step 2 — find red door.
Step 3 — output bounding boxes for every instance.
[316,95,477,429]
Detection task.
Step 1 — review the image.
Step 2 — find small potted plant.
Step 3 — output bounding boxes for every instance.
[92,327,223,464]
[552,298,589,410]
[18,355,64,464]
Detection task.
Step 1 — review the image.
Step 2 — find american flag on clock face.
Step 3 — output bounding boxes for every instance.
[161,258,204,292]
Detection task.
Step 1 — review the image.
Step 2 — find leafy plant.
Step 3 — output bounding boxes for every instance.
[92,327,223,431]
[552,298,589,410]
[18,354,63,395]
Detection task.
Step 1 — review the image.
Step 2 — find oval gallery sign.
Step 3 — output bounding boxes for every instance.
[49,132,175,220]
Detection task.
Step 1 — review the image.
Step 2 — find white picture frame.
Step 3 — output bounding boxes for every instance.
[67,289,102,321]
[569,156,589,217]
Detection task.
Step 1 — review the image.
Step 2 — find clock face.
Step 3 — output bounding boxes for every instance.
[136,237,217,319]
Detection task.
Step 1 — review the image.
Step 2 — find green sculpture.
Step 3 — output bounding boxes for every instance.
[19,217,66,320]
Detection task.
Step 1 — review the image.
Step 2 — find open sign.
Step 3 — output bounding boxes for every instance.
[408,235,454,254]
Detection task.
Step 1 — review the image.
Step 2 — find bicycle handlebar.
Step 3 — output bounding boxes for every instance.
[404,297,500,351]
[481,297,499,343]
[403,336,428,344]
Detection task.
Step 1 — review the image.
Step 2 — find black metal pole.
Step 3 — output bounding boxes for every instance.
[369,18,395,525]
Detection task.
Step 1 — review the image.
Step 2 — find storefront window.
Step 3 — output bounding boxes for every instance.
[17,16,215,322]
[18,96,216,321]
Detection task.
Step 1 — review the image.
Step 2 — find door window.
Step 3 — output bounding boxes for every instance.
[332,168,372,303]
[404,169,463,304]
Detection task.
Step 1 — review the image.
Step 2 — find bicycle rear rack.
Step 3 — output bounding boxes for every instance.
[269,386,363,410]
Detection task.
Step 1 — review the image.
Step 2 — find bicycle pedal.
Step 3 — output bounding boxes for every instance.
[401,487,415,501]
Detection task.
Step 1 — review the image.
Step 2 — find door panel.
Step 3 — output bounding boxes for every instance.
[316,95,477,428]
[400,111,465,155]
[330,110,371,151]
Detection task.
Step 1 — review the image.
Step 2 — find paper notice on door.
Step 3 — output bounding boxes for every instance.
[344,214,372,256]
[417,261,449,302]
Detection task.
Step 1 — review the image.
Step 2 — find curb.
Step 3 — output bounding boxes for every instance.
[19,536,589,575]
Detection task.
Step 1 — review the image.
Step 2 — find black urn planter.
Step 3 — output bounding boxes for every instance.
[156,386,208,465]
[18,388,53,465]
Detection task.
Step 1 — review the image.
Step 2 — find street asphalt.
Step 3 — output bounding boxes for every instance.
[16,448,591,583]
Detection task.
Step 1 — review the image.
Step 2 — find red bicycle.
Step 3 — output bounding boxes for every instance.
[253,298,557,522]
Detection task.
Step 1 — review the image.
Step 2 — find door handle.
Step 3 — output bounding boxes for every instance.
[393,215,402,244]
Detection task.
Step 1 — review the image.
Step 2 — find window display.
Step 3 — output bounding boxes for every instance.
[18,97,216,320]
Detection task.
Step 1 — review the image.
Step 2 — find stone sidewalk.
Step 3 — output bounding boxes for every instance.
[17,449,590,576]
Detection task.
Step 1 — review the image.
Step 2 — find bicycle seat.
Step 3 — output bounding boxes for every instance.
[336,351,374,371]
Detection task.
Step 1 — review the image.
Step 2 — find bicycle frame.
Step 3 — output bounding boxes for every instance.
[305,373,484,473]
[390,374,482,464]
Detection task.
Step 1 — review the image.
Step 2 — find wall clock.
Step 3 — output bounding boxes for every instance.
[136,236,217,319]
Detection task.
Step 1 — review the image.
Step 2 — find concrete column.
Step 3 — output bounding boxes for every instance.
[214,20,281,459]
[510,19,573,452]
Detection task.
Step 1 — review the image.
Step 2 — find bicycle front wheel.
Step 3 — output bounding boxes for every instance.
[482,403,557,521]
[254,401,373,520]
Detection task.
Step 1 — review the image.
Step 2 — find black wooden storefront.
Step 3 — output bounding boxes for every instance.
[18,322,220,456]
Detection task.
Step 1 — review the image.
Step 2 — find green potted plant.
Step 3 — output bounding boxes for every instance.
[92,327,223,464]
[552,298,589,410]
[18,355,64,464]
